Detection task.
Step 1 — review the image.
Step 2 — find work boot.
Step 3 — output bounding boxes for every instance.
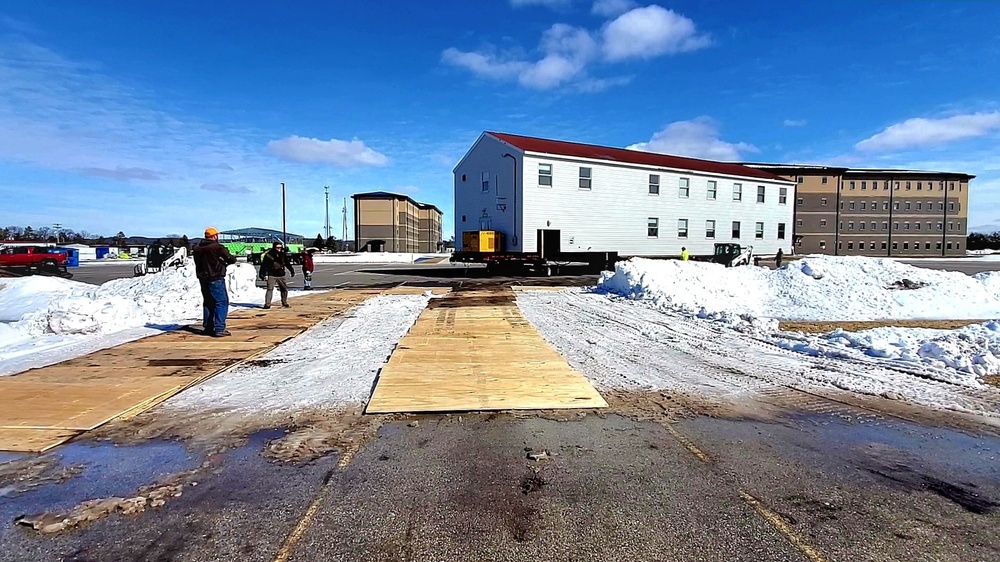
[211,330,232,338]
[282,302,290,308]
[263,305,271,309]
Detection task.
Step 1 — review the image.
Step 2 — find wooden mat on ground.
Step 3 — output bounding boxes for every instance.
[0,288,381,452]
[366,288,607,413]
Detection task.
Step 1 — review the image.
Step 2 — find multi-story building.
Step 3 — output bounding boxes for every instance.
[454,132,795,256]
[353,192,443,253]
[744,165,973,256]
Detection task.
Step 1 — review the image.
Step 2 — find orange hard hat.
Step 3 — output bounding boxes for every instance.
[205,227,220,237]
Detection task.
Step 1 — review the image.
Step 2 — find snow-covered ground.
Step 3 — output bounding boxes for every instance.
[313,252,449,264]
[165,294,429,413]
[517,289,1000,420]
[0,261,265,376]
[598,255,1000,321]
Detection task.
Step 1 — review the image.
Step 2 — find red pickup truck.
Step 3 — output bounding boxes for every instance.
[0,246,72,277]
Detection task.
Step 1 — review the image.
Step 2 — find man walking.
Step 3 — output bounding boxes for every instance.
[302,247,316,290]
[259,241,295,309]
[193,227,237,337]
[775,248,784,268]
[680,247,689,261]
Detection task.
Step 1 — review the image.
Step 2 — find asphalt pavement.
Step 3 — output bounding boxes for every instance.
[2,412,997,561]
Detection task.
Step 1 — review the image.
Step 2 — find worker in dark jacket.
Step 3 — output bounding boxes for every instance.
[259,241,295,309]
[775,248,784,268]
[192,227,237,337]
[302,248,316,290]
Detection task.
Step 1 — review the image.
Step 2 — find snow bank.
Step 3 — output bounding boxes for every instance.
[598,255,1000,321]
[312,252,448,264]
[0,261,264,376]
[773,321,1000,383]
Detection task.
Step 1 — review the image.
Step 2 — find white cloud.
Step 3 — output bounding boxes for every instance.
[627,117,757,161]
[201,183,253,194]
[510,0,573,8]
[592,0,636,17]
[783,119,807,127]
[266,136,389,167]
[856,112,1000,152]
[443,5,707,90]
[601,5,711,61]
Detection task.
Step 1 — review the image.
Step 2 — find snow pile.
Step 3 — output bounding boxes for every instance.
[0,261,264,376]
[5,261,263,337]
[313,252,448,264]
[598,255,1000,321]
[773,321,1000,383]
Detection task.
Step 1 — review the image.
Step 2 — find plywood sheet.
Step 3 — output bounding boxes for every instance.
[0,428,81,453]
[366,289,606,414]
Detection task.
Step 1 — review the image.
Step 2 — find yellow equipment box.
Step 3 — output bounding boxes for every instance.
[462,230,503,253]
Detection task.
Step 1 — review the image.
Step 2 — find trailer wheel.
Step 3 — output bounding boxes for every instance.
[38,259,59,276]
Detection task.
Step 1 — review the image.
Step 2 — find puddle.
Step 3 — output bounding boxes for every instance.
[0,439,200,535]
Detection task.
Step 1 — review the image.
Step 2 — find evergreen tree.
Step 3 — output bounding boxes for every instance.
[181,235,190,250]
[23,226,35,240]
[313,234,325,249]
[326,235,338,252]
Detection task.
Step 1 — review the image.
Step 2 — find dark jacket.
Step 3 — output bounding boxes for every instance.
[193,240,236,281]
[260,249,295,278]
[302,253,315,274]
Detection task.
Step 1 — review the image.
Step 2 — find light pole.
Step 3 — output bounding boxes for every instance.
[324,186,331,240]
[52,223,62,244]
[281,182,287,246]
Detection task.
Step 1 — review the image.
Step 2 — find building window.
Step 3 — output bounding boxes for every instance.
[937,222,942,231]
[820,219,827,227]
[861,201,867,210]
[926,222,932,230]
[797,176,804,183]
[848,221,854,230]
[779,187,787,204]
[777,223,786,239]
[848,242,854,250]
[949,222,954,231]
[849,202,855,210]
[707,180,717,200]
[579,167,592,190]
[950,182,955,190]
[915,222,921,230]
[679,177,690,197]
[481,172,490,192]
[883,202,889,210]
[850,181,856,190]
[884,181,890,190]
[903,242,909,250]
[893,242,899,250]
[894,182,900,189]
[882,221,888,230]
[917,182,922,190]
[798,197,805,205]
[647,218,659,237]
[882,241,888,250]
[757,186,766,203]
[755,222,765,239]
[860,222,866,231]
[648,174,660,195]
[732,221,741,239]
[733,183,742,201]
[917,202,922,210]
[894,222,899,230]
[938,202,944,211]
[862,181,867,190]
[904,222,910,230]
[949,202,956,212]
[957,242,961,250]
[905,201,911,210]
[906,181,912,190]
[870,221,876,230]
[821,197,828,206]
[925,242,931,250]
[870,242,876,250]
[936,242,942,250]
[822,176,828,184]
[538,163,552,187]
[797,219,803,227]
[706,220,716,239]
[820,240,827,249]
[893,202,900,210]
[678,219,689,238]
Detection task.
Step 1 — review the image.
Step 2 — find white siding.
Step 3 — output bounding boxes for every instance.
[519,154,795,256]
[453,134,524,251]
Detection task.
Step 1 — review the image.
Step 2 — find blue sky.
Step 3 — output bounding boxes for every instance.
[2,0,1000,239]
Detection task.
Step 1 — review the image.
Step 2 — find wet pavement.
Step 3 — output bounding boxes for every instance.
[1,409,998,561]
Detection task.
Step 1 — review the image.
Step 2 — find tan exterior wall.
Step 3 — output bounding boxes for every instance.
[355,195,442,253]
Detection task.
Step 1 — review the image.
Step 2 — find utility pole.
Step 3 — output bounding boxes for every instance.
[324,186,331,240]
[52,223,62,244]
[281,182,287,245]
[342,198,348,250]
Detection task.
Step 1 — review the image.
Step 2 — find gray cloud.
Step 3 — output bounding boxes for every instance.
[77,166,164,181]
[200,183,253,193]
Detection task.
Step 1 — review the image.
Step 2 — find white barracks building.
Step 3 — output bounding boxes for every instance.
[454,132,796,256]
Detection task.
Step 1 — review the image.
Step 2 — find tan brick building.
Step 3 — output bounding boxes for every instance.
[744,165,973,257]
[352,192,443,253]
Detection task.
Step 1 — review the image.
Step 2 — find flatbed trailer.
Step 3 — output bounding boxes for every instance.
[451,250,618,276]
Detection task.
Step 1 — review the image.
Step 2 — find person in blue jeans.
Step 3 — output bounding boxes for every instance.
[192,227,237,337]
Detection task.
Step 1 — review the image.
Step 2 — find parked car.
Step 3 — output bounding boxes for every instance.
[0,245,72,277]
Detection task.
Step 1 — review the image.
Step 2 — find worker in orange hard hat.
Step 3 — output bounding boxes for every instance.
[192,226,236,337]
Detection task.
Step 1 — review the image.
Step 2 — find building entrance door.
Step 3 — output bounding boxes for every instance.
[537,229,561,259]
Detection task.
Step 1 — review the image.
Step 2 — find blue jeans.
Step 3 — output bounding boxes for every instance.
[200,279,229,335]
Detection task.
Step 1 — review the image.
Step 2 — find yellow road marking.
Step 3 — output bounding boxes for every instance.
[739,490,829,562]
[664,424,710,463]
[272,493,326,562]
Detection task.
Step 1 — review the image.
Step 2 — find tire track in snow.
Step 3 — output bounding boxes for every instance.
[516,290,1000,422]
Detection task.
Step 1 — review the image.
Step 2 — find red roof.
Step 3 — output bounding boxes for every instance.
[487,132,787,182]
